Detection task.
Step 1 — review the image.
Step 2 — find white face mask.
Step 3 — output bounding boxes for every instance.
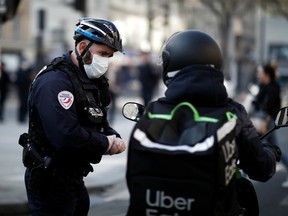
[84,54,109,79]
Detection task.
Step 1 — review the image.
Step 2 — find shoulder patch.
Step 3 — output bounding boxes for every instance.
[58,91,74,110]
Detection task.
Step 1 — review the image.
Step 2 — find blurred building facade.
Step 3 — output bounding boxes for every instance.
[0,0,288,94]
[0,0,188,72]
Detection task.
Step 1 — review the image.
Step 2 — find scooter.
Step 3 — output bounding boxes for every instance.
[122,102,288,216]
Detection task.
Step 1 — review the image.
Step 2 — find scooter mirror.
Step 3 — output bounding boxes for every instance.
[275,106,288,127]
[122,102,145,122]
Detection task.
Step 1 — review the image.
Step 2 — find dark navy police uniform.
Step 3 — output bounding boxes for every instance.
[24,52,120,215]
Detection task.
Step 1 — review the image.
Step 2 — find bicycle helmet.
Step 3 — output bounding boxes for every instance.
[74,18,123,53]
[159,30,223,85]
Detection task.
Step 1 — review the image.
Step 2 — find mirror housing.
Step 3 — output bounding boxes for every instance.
[275,107,288,127]
[261,106,288,140]
[122,102,145,122]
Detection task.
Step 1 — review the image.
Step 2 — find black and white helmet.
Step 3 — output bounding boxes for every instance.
[158,30,223,85]
[74,18,123,53]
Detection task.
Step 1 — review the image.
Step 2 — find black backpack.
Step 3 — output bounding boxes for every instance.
[126,100,240,216]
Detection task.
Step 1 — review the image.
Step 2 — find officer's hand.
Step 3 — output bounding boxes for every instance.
[108,138,126,155]
[114,137,126,153]
[106,135,116,155]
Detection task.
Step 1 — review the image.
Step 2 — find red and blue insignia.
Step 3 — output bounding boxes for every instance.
[57,91,74,110]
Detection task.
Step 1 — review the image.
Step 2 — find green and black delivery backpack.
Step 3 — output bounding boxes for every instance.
[126,99,242,216]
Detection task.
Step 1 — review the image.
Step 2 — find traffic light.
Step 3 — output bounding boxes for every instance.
[38,9,45,31]
[74,0,86,13]
[0,0,21,23]
[163,2,169,26]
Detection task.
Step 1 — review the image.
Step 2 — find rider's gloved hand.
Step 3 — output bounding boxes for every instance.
[273,145,282,162]
[263,143,282,162]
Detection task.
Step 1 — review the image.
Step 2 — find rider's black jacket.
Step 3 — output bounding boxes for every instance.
[125,65,278,216]
[27,51,120,174]
[164,65,277,182]
[125,65,278,215]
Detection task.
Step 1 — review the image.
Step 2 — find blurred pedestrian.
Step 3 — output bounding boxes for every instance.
[106,61,124,124]
[137,51,160,106]
[252,63,288,187]
[15,59,34,123]
[0,62,11,122]
[253,64,281,141]
[19,18,126,216]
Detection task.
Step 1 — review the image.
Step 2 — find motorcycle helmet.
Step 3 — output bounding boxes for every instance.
[158,30,223,85]
[74,18,123,53]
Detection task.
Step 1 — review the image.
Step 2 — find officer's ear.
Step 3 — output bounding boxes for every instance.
[78,40,89,55]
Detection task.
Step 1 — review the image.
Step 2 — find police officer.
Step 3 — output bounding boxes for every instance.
[21,18,126,215]
[126,30,281,215]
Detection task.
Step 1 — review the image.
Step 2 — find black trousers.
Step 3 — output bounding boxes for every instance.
[25,168,90,216]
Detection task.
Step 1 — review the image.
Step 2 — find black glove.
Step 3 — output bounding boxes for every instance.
[263,143,282,162]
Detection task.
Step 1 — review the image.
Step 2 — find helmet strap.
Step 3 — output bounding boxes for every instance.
[80,41,93,59]
[75,41,93,71]
[76,41,93,60]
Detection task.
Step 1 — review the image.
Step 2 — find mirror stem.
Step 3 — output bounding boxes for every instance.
[260,126,279,140]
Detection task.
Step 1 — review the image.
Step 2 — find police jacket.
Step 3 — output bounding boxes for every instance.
[28,51,119,173]
[161,65,277,182]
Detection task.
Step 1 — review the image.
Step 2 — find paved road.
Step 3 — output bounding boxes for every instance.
[88,181,129,216]
[254,164,288,216]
